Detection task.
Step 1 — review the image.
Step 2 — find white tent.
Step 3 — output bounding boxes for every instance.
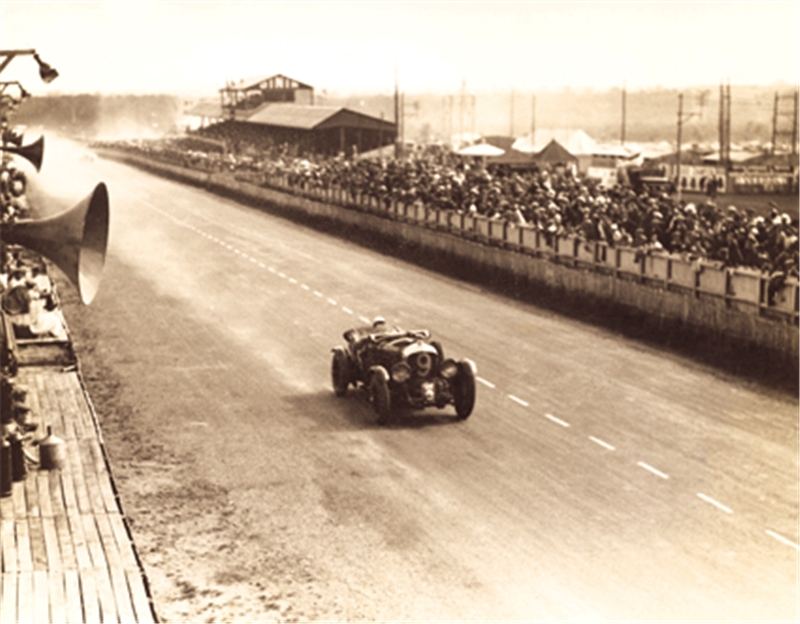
[512,129,598,155]
[457,143,505,157]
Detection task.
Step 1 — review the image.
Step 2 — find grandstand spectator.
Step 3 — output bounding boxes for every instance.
[93,135,798,278]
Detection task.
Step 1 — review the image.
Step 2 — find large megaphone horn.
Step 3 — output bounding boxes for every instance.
[0,135,44,172]
[1,182,109,304]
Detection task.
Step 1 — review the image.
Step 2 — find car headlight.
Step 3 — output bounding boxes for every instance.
[440,359,458,379]
[391,362,412,383]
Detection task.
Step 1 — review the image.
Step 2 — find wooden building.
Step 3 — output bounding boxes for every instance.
[220,74,315,115]
[192,74,397,157]
[239,103,396,156]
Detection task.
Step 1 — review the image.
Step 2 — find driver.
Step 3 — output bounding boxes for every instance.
[351,316,398,368]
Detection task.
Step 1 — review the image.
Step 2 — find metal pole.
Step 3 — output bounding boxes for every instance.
[394,61,400,158]
[401,92,405,150]
[621,84,626,145]
[772,91,779,156]
[676,93,683,201]
[448,94,453,146]
[510,88,515,138]
[725,82,731,164]
[460,79,465,145]
[471,94,476,140]
[0,49,36,76]
[718,83,724,164]
[793,87,799,157]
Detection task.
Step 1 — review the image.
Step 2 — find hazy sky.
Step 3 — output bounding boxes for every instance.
[1,1,797,97]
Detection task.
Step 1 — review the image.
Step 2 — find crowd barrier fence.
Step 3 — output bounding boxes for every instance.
[93,150,799,358]
[296,185,796,326]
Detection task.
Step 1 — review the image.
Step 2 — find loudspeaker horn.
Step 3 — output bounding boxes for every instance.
[0,136,44,172]
[2,182,109,305]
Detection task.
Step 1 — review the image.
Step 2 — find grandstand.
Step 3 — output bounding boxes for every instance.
[185,73,397,158]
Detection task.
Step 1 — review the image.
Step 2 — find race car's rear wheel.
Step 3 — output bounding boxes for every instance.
[331,347,351,397]
[453,359,477,420]
[369,367,392,425]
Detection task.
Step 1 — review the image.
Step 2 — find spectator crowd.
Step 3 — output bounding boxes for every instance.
[92,137,799,294]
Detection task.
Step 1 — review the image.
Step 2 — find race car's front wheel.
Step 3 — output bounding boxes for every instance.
[369,366,392,425]
[453,359,477,420]
[331,347,352,397]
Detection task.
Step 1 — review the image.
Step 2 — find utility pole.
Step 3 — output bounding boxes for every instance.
[772,88,798,155]
[621,83,626,145]
[718,81,731,173]
[448,94,453,146]
[676,93,684,200]
[400,91,405,151]
[792,88,799,157]
[531,94,536,151]
[471,94,476,140]
[394,60,400,158]
[510,88,515,137]
[676,92,702,201]
[460,78,465,146]
[772,91,779,155]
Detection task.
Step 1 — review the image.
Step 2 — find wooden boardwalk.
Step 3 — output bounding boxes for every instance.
[1,366,156,623]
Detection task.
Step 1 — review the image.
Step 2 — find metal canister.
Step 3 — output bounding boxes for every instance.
[0,436,11,497]
[39,426,66,471]
[10,432,26,481]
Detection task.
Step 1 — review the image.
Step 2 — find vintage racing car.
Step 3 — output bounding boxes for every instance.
[331,318,476,424]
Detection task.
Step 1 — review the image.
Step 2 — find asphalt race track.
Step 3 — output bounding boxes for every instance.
[39,139,798,621]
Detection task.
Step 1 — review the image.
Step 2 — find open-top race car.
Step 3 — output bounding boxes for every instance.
[331,317,477,424]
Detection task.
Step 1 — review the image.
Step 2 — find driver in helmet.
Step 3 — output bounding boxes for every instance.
[350,316,398,368]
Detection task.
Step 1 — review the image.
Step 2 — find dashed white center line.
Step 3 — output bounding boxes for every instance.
[508,395,529,407]
[697,493,733,514]
[95,208,800,555]
[765,530,800,550]
[589,436,615,451]
[637,461,669,479]
[544,413,570,427]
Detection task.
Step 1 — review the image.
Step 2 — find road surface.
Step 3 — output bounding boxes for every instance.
[40,138,798,622]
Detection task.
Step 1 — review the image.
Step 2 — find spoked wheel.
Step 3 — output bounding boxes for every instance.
[452,359,477,420]
[368,367,392,425]
[331,347,352,397]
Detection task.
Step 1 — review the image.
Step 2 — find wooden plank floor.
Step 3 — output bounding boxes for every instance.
[1,367,156,623]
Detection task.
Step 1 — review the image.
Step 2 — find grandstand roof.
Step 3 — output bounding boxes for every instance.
[225,74,313,92]
[242,103,395,131]
[245,103,341,128]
